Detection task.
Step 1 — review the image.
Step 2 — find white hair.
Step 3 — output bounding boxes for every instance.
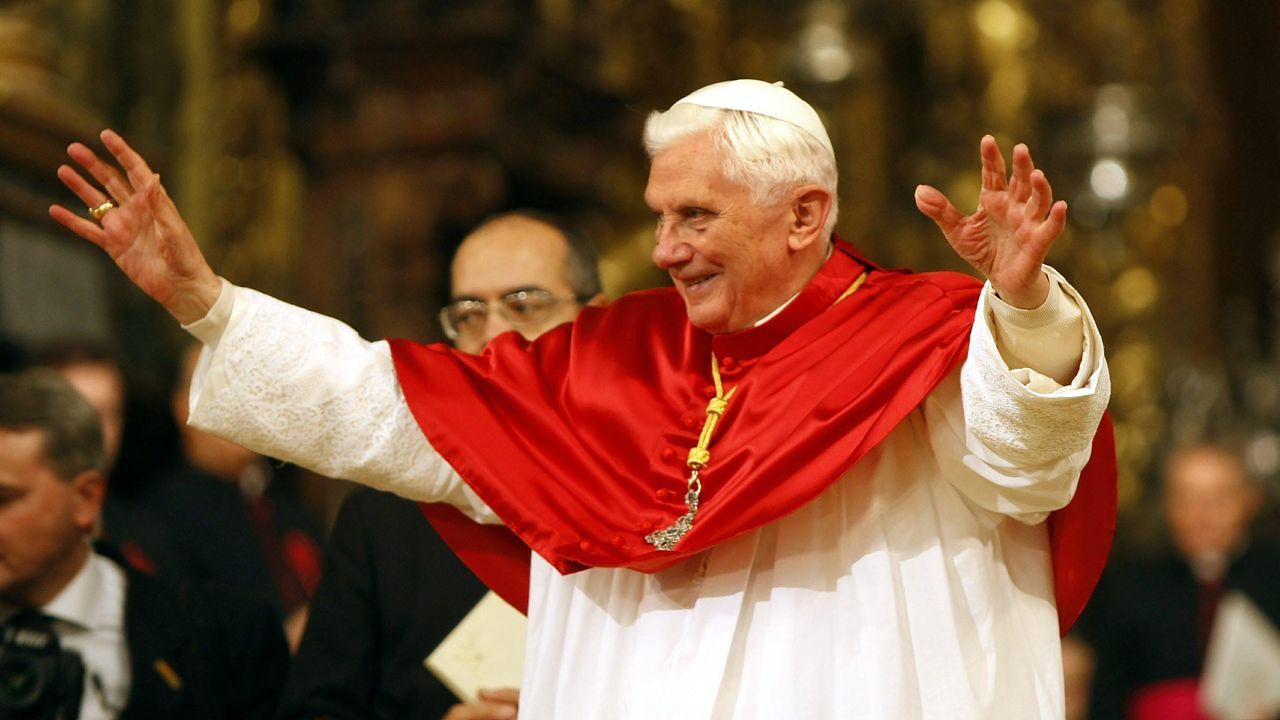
[643,103,839,238]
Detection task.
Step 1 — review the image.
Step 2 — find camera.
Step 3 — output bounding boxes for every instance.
[0,613,84,720]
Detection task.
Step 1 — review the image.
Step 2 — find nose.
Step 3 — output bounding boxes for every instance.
[652,223,694,270]
[482,311,516,348]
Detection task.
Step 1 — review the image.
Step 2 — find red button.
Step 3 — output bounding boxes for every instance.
[639,521,655,532]
[656,488,671,501]
[661,447,677,461]
[610,534,625,547]
[721,356,736,369]
[579,540,594,553]
[702,384,717,398]
[682,413,700,429]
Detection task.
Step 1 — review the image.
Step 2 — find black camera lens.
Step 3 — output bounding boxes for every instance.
[0,654,46,709]
[1,612,84,720]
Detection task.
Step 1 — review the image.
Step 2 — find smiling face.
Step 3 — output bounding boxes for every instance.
[646,132,820,334]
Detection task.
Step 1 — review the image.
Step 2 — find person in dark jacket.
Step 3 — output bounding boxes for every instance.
[0,369,289,719]
[278,211,604,719]
[1083,442,1280,719]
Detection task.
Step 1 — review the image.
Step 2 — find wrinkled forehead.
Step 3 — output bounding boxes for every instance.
[644,135,743,208]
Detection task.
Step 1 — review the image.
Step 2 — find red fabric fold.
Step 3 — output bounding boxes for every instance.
[393,240,1115,634]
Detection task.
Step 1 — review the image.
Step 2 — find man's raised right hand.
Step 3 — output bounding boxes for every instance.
[49,129,222,325]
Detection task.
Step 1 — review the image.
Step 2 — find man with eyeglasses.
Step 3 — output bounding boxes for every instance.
[279,211,604,720]
[440,211,606,355]
[54,79,1115,718]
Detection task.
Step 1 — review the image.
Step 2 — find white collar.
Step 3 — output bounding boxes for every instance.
[40,551,127,632]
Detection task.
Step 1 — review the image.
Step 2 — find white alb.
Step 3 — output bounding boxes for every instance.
[184,267,1109,719]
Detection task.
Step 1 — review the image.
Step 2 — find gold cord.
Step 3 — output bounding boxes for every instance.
[834,271,868,304]
[646,353,736,550]
[687,357,737,470]
[644,271,869,552]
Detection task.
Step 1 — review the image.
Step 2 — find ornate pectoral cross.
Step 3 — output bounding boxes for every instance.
[645,366,732,551]
[642,273,868,552]
[645,471,702,550]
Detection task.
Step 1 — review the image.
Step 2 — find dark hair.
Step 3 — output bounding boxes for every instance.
[31,339,123,375]
[0,369,104,481]
[0,334,26,373]
[472,210,603,300]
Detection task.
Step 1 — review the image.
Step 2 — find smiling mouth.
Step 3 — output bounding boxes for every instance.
[685,274,716,289]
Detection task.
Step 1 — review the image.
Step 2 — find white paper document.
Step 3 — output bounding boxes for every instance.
[1202,591,1280,720]
[425,591,528,702]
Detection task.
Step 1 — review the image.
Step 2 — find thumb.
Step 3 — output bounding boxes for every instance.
[145,174,185,237]
[142,174,165,215]
[914,185,966,237]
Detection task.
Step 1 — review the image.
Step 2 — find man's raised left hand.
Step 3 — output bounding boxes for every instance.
[914,135,1067,309]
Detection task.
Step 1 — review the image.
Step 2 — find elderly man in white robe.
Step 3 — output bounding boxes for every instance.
[51,80,1110,719]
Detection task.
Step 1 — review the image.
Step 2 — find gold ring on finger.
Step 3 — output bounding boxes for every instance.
[89,200,116,221]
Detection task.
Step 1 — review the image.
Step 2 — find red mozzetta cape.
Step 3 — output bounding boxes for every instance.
[389,241,1116,635]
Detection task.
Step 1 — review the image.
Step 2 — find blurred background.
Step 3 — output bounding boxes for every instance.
[1,0,1278,545]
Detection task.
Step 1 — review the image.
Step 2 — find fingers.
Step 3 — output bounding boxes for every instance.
[914,185,967,237]
[144,175,192,243]
[444,688,520,719]
[1006,143,1034,203]
[101,129,157,191]
[979,135,1007,193]
[1033,200,1069,250]
[442,701,518,720]
[1025,169,1053,220]
[478,688,521,704]
[983,136,1048,222]
[57,163,113,211]
[48,204,108,248]
[66,143,133,202]
[144,175,172,226]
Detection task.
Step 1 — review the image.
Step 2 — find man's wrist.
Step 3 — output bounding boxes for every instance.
[167,274,224,325]
[180,277,234,346]
[990,271,1050,310]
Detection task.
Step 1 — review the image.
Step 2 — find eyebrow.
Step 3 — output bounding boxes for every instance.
[449,286,551,303]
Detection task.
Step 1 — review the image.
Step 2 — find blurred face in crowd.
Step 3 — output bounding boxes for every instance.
[0,429,104,606]
[1163,446,1261,563]
[57,360,125,472]
[1061,635,1095,720]
[447,216,594,355]
[646,132,828,334]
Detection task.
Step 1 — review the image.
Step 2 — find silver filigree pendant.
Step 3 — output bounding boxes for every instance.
[645,485,700,551]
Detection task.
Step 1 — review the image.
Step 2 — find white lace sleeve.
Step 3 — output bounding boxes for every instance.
[926,267,1111,523]
[182,280,499,524]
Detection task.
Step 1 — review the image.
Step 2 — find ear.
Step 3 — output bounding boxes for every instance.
[787,185,833,252]
[69,469,107,534]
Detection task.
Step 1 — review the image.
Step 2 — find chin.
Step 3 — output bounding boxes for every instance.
[682,299,730,334]
[685,312,730,334]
